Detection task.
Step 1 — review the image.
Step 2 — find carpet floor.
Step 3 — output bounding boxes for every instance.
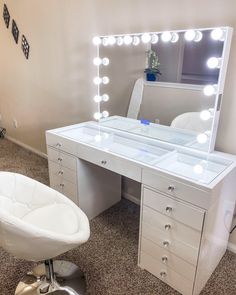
[0,138,236,295]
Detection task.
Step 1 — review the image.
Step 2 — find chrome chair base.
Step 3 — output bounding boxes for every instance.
[15,260,86,295]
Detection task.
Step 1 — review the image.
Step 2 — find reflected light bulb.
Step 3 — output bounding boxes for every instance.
[102,38,109,46]
[193,164,204,174]
[93,57,102,66]
[211,28,225,41]
[194,31,203,42]
[93,95,102,103]
[203,85,216,96]
[141,33,151,43]
[94,135,102,142]
[200,110,211,121]
[102,58,110,66]
[133,36,140,46]
[108,36,116,45]
[94,112,102,120]
[124,35,133,45]
[197,133,208,144]
[151,34,159,44]
[161,32,172,42]
[171,32,179,43]
[117,36,124,46]
[184,30,196,41]
[102,94,109,102]
[93,77,102,85]
[102,76,110,84]
[207,57,221,69]
[102,111,109,118]
[93,36,102,45]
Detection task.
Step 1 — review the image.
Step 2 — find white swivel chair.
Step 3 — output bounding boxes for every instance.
[0,172,90,295]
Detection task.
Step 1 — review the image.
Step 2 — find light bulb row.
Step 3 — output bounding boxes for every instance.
[93,28,225,47]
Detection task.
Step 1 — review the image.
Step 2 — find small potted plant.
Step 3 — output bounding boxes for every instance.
[144,49,161,81]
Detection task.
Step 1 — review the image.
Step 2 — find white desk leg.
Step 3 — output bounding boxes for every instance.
[77,158,121,220]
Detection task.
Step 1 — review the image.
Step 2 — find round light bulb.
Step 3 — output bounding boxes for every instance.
[102,76,110,84]
[207,57,221,69]
[102,111,109,118]
[94,112,102,120]
[194,31,203,42]
[124,35,133,45]
[203,85,216,96]
[94,134,102,142]
[161,32,172,42]
[93,36,102,46]
[133,36,140,46]
[171,32,179,43]
[94,95,102,103]
[193,164,204,174]
[102,94,109,102]
[117,36,124,46]
[151,34,159,44]
[108,36,116,45]
[184,30,196,41]
[197,133,208,144]
[200,110,211,121]
[211,28,225,41]
[93,57,102,66]
[102,38,109,46]
[141,33,151,43]
[93,77,102,85]
[102,58,110,66]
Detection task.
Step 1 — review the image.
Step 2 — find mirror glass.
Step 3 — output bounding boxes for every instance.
[92,27,232,152]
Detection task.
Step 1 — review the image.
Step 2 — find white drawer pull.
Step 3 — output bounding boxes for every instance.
[58,170,64,175]
[168,185,175,192]
[57,157,63,162]
[101,160,107,165]
[165,206,173,213]
[160,271,167,278]
[60,183,64,188]
[163,241,170,247]
[165,224,171,231]
[162,256,168,263]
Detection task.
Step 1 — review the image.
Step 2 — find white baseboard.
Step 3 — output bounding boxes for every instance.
[5,135,47,159]
[227,242,236,254]
[122,192,140,205]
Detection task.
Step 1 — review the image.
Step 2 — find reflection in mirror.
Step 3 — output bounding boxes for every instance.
[92,27,233,152]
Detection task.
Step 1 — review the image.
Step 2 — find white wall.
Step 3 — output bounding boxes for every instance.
[0,0,236,247]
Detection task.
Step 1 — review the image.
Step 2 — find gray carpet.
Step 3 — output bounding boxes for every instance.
[0,138,236,295]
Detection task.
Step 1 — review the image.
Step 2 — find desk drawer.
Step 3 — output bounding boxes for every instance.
[46,132,76,155]
[50,174,78,204]
[142,169,210,209]
[141,237,196,282]
[48,161,77,184]
[143,187,205,231]
[143,206,201,248]
[47,147,77,171]
[140,252,193,295]
[77,144,141,182]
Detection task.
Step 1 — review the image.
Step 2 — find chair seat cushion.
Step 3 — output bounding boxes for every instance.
[22,203,79,235]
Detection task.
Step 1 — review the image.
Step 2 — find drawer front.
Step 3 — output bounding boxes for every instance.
[50,174,78,204]
[143,206,201,248]
[140,251,193,295]
[143,187,205,231]
[77,144,141,182]
[142,169,210,209]
[48,161,77,184]
[46,132,76,155]
[47,147,77,171]
[141,237,196,282]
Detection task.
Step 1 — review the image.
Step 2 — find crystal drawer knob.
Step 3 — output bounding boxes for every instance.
[163,241,169,247]
[166,206,172,213]
[60,183,64,188]
[56,143,62,148]
[165,224,171,231]
[58,157,62,162]
[101,160,107,165]
[160,271,167,278]
[168,185,175,192]
[58,170,64,175]
[162,256,168,263]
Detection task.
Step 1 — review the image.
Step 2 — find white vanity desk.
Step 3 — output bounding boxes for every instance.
[46,120,236,295]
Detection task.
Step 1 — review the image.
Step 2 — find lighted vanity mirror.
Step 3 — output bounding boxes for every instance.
[92,27,233,152]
